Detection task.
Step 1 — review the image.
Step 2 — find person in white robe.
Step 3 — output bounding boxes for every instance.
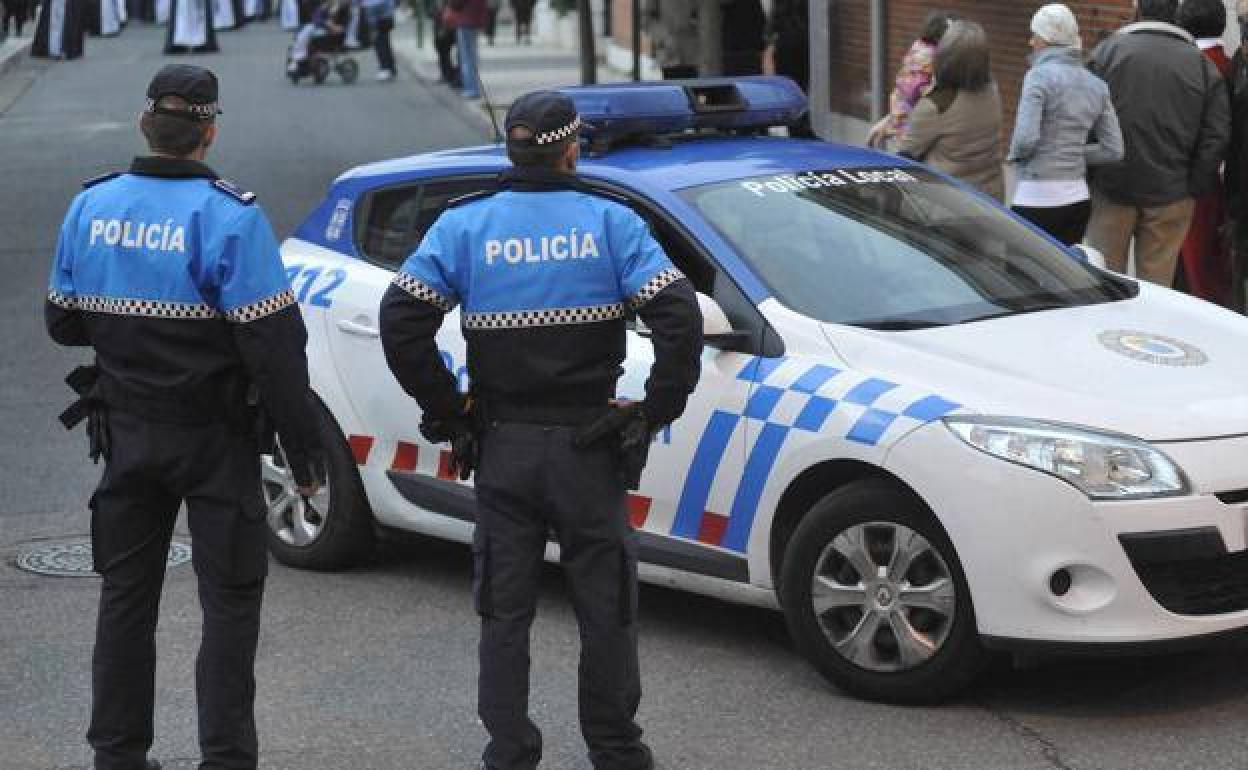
[165,0,217,51]
[32,0,85,58]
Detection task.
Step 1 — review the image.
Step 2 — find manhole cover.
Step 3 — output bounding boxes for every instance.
[15,538,192,577]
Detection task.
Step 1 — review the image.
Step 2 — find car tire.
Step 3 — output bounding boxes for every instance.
[262,398,375,570]
[780,478,985,704]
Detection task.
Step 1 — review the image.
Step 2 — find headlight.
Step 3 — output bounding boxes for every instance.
[943,417,1188,500]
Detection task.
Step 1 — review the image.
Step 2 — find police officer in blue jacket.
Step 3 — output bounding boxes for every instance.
[380,91,702,770]
[45,65,323,770]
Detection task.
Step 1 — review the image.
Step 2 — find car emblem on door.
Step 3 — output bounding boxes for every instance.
[1098,330,1208,367]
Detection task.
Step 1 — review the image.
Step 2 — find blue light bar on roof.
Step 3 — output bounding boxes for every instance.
[557,76,808,143]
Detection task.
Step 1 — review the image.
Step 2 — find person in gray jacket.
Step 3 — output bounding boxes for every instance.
[1008,4,1123,246]
[1086,0,1230,286]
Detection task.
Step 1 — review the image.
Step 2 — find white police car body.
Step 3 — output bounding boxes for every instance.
[270,78,1248,702]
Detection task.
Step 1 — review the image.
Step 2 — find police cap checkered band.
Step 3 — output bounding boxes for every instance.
[505,90,580,147]
[145,64,222,121]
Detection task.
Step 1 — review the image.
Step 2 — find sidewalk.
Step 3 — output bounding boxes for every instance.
[391,12,627,133]
[0,34,32,80]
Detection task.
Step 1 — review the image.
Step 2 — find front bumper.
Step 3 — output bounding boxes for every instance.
[886,424,1248,644]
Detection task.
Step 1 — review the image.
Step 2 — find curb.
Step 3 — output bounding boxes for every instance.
[0,39,32,80]
[392,34,501,141]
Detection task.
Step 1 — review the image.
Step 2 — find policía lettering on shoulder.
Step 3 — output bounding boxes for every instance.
[88,218,187,253]
[484,229,601,266]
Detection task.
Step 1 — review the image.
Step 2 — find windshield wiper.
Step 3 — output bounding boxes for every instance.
[850,319,951,331]
[958,302,1071,324]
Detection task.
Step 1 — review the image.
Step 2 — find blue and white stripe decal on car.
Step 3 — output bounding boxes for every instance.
[673,357,961,553]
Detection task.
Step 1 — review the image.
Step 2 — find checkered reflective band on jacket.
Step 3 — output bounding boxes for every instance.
[381,186,699,422]
[44,160,314,436]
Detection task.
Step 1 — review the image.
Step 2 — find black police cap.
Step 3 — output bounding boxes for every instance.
[504,90,580,147]
[145,64,222,122]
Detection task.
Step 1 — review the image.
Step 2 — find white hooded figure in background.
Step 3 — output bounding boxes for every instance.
[165,0,217,51]
[96,0,121,35]
[211,0,235,29]
[279,0,298,30]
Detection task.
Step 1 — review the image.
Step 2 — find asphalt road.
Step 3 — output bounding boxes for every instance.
[4,21,1248,770]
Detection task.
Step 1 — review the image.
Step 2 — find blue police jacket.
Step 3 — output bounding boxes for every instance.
[45,156,321,483]
[379,167,702,426]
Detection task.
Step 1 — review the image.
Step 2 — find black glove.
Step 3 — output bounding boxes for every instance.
[287,445,328,489]
[419,398,479,481]
[573,402,656,490]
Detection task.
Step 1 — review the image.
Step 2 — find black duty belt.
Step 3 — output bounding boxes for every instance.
[484,402,610,427]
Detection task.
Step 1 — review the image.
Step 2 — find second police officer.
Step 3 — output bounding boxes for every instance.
[46,65,324,770]
[379,91,703,770]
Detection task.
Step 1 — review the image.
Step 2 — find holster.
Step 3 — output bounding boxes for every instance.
[573,404,654,490]
[419,395,481,481]
[617,418,654,491]
[59,365,110,464]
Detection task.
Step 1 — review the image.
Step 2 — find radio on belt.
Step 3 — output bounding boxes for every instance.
[558,76,808,152]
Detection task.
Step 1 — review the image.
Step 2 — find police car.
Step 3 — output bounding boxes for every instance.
[267,77,1248,703]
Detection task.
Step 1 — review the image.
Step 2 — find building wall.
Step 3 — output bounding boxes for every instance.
[610,0,1242,139]
[873,1,1134,126]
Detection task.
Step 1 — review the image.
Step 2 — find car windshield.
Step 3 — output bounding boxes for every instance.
[681,167,1135,328]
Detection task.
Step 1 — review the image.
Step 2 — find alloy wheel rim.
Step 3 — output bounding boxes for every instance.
[261,442,331,547]
[810,521,957,673]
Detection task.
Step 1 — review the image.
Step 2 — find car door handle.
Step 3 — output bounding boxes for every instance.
[336,318,380,338]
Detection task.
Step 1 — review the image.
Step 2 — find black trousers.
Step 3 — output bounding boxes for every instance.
[3,0,28,35]
[1012,199,1092,247]
[88,410,269,770]
[474,422,649,770]
[434,22,458,84]
[370,12,394,73]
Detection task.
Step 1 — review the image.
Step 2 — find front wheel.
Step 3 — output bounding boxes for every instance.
[780,479,985,703]
[261,398,375,570]
[312,57,331,84]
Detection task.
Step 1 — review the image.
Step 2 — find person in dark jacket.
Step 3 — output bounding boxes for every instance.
[509,0,531,43]
[3,0,30,36]
[379,90,702,770]
[46,65,323,770]
[721,0,764,75]
[1227,0,1248,311]
[1176,0,1233,305]
[429,0,459,85]
[32,0,86,59]
[765,0,812,136]
[1086,0,1230,287]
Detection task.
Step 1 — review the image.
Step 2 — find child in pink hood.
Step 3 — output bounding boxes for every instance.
[868,11,954,149]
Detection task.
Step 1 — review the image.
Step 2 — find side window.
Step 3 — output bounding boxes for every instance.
[646,216,717,296]
[359,184,421,268]
[410,179,496,249]
[358,177,496,269]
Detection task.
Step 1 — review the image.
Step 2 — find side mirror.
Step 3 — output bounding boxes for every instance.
[697,292,752,351]
[633,292,752,351]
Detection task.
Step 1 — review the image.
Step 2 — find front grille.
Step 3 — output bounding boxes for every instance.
[1121,529,1248,616]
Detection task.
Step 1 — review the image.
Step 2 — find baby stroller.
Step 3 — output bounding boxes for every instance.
[287,33,359,84]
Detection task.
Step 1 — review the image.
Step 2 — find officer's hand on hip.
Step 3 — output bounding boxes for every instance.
[295,448,328,498]
[296,480,322,498]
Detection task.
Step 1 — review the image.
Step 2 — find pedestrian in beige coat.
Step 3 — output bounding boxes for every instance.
[899,20,1005,201]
